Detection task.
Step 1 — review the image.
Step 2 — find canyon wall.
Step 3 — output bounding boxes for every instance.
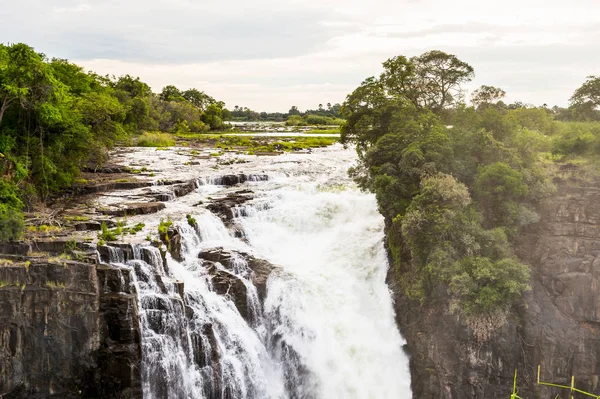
[393,176,600,398]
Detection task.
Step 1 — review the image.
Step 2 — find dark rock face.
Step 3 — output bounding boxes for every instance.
[102,202,166,217]
[395,178,600,398]
[153,181,198,202]
[0,260,142,398]
[207,190,254,222]
[199,248,278,321]
[210,174,268,186]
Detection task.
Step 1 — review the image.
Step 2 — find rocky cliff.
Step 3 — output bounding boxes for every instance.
[0,252,142,398]
[393,175,600,398]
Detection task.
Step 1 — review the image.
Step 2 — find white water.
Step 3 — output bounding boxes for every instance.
[105,146,412,398]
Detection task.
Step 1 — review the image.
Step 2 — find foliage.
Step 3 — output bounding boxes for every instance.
[570,76,600,110]
[136,132,176,147]
[551,121,600,156]
[98,222,117,242]
[286,114,343,126]
[186,214,197,228]
[158,218,172,237]
[229,103,342,122]
[342,50,549,325]
[0,42,232,241]
[285,115,307,126]
[471,85,506,110]
[0,203,24,241]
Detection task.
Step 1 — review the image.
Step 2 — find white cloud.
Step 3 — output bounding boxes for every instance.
[1,0,599,110]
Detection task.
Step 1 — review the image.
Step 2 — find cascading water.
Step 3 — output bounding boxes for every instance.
[102,146,412,398]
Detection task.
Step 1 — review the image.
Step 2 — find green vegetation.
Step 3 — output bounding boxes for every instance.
[229,103,342,122]
[98,222,117,242]
[0,42,231,242]
[342,49,600,334]
[303,128,340,134]
[136,132,176,147]
[286,114,344,126]
[98,221,145,242]
[186,214,197,228]
[176,134,338,153]
[158,218,172,238]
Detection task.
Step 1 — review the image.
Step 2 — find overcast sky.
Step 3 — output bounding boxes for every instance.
[1,0,599,111]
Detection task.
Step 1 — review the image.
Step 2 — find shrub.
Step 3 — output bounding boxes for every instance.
[136,132,176,147]
[285,115,306,126]
[448,256,530,317]
[186,214,197,228]
[0,204,24,242]
[98,222,118,242]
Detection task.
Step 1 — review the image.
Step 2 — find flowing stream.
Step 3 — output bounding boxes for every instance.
[104,146,412,398]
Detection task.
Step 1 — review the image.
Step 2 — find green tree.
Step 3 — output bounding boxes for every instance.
[570,76,600,109]
[411,50,474,113]
[182,88,214,110]
[473,162,531,228]
[201,103,224,130]
[471,85,506,110]
[159,85,184,102]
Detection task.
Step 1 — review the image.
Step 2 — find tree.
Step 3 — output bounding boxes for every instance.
[410,50,474,113]
[201,103,224,130]
[0,43,48,126]
[473,162,530,228]
[182,88,214,110]
[570,76,600,109]
[471,85,506,109]
[288,106,300,115]
[159,85,184,102]
[569,76,600,121]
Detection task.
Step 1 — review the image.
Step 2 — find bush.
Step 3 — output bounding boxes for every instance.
[136,132,176,147]
[285,115,306,126]
[0,204,24,242]
[551,121,600,156]
[448,256,530,317]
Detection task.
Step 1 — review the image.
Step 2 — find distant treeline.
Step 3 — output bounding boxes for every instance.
[229,103,343,123]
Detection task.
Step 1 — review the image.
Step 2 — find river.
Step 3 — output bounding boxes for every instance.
[104,144,412,398]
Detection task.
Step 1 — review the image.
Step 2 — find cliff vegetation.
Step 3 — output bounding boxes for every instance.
[341,50,600,335]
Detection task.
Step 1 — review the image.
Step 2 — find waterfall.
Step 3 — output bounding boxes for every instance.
[101,149,411,398]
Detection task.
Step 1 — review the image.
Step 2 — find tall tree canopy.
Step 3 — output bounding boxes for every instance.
[0,42,227,241]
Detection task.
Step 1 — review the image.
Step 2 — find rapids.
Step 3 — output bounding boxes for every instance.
[104,144,412,398]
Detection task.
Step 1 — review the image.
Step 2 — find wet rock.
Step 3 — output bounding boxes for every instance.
[0,242,31,256]
[206,191,254,222]
[204,262,249,318]
[158,226,183,262]
[30,239,85,255]
[211,173,268,186]
[102,202,166,217]
[97,245,126,264]
[153,181,198,202]
[79,180,152,194]
[199,247,279,304]
[75,221,102,231]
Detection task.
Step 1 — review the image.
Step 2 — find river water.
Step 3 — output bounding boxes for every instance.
[106,144,412,398]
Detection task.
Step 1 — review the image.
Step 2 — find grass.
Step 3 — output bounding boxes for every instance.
[27,225,62,234]
[98,221,146,242]
[175,134,338,153]
[136,132,176,147]
[303,128,341,134]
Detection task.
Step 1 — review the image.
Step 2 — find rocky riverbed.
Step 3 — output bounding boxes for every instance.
[0,142,411,399]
